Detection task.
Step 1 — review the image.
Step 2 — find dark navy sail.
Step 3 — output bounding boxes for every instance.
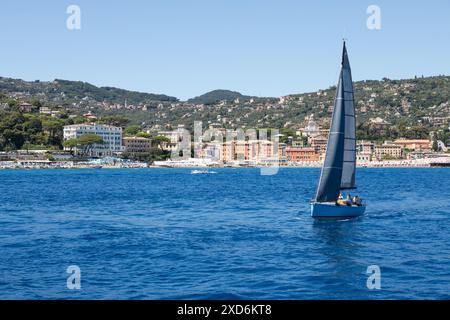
[340,43,357,189]
[314,42,353,202]
[314,66,346,202]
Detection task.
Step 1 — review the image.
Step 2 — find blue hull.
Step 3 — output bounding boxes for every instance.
[311,202,366,218]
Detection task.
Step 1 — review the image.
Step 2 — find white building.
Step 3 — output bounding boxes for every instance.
[39,106,60,117]
[302,114,320,137]
[63,123,123,157]
[157,125,187,143]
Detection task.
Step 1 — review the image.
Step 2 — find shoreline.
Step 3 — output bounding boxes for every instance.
[2,157,450,170]
[1,164,449,170]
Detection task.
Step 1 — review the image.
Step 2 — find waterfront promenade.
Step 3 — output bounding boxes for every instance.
[1,157,450,169]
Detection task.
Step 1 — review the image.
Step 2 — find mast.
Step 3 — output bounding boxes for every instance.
[314,41,354,202]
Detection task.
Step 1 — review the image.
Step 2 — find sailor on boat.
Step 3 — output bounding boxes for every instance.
[336,193,346,206]
[336,193,362,207]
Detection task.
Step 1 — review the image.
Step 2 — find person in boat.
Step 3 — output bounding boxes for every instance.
[345,194,352,206]
[352,196,362,206]
[336,193,346,206]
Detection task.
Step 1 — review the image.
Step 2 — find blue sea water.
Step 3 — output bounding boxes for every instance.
[1,168,450,300]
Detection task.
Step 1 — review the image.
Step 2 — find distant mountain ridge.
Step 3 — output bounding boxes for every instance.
[1,75,450,136]
[0,77,178,106]
[187,89,255,104]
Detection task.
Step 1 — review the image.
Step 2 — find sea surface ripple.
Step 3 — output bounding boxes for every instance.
[1,168,450,299]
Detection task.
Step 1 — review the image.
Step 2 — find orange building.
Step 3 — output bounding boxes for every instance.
[220,140,276,163]
[286,147,320,162]
[393,139,431,151]
[222,141,236,162]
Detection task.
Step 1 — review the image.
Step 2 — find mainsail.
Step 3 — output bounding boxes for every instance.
[340,43,357,190]
[315,42,356,202]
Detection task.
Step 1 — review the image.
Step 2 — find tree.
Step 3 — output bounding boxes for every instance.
[30,98,42,108]
[63,138,79,155]
[6,99,18,108]
[63,134,103,157]
[152,135,171,149]
[432,139,439,152]
[77,134,103,157]
[136,131,151,138]
[2,128,25,150]
[120,147,170,163]
[124,124,141,136]
[42,118,64,147]
[98,115,130,128]
[22,141,33,153]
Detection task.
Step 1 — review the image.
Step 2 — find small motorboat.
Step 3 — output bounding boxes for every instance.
[191,169,210,174]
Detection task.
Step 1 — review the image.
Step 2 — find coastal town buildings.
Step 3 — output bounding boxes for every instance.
[123,137,152,155]
[374,142,403,160]
[222,141,235,162]
[192,139,288,165]
[302,115,321,137]
[157,130,182,144]
[393,139,431,152]
[309,135,328,154]
[278,143,287,162]
[286,147,320,163]
[357,141,375,154]
[221,140,275,163]
[39,106,61,117]
[83,111,98,122]
[63,123,123,157]
[356,153,372,162]
[155,125,189,152]
[157,125,187,143]
[19,102,35,113]
[201,142,222,160]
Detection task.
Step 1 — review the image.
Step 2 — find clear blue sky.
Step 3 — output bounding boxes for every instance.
[0,0,449,100]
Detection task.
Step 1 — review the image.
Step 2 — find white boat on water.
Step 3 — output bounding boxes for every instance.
[191,170,209,174]
[191,170,217,174]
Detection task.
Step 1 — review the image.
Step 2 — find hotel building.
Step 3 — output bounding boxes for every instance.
[63,123,123,157]
[123,137,152,155]
[374,142,403,160]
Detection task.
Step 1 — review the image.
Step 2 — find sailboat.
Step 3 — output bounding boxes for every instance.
[311,41,366,218]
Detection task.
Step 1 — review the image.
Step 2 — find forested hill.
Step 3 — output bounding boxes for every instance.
[187,89,255,104]
[0,77,178,106]
[1,75,450,134]
[1,75,450,152]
